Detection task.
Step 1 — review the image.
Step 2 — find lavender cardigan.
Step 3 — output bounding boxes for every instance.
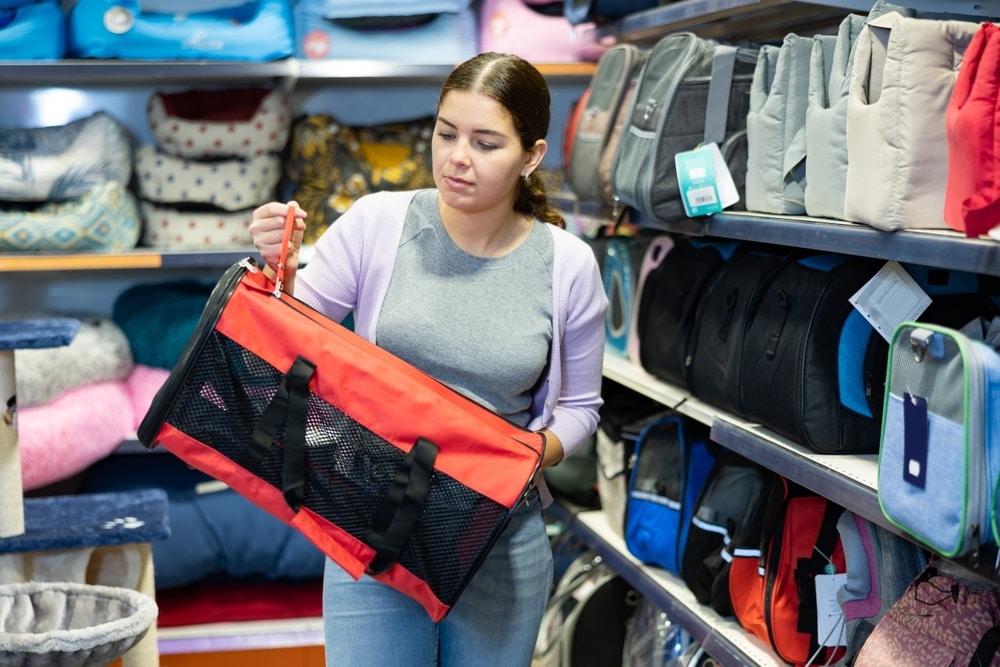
[295,190,607,496]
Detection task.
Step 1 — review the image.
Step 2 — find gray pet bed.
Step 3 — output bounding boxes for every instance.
[0,581,157,667]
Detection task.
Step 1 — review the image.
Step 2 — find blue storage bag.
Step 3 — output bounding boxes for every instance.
[624,413,716,576]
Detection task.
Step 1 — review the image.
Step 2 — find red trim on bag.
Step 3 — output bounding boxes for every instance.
[212,269,544,509]
[371,555,450,622]
[156,423,371,579]
[156,424,452,621]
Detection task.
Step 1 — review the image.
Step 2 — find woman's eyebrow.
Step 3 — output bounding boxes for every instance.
[437,115,507,138]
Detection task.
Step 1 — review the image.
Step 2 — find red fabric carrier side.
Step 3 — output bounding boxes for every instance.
[768,495,846,666]
[157,423,373,579]
[221,268,546,510]
[161,419,454,621]
[945,22,1000,238]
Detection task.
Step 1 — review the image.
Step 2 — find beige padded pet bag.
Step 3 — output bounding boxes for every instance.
[844,12,978,231]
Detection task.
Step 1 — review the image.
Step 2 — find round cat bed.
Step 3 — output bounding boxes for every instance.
[0,581,157,667]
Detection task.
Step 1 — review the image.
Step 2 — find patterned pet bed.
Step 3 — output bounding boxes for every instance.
[148,87,291,160]
[134,145,281,211]
[0,180,141,252]
[0,112,131,202]
[140,201,252,250]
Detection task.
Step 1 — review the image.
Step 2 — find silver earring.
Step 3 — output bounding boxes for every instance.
[523,172,531,182]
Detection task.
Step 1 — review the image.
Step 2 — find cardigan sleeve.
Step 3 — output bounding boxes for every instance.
[296,191,414,334]
[539,230,607,461]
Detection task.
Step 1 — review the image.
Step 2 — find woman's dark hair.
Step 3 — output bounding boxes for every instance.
[439,52,565,228]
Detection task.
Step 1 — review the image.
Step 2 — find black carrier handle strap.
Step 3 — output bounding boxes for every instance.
[240,355,317,512]
[365,436,440,575]
[970,625,1000,667]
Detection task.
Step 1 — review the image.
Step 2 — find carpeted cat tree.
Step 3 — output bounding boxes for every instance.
[0,319,168,667]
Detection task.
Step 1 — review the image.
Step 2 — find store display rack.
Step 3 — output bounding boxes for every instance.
[5,1,1000,664]
[547,500,786,667]
[593,0,1000,42]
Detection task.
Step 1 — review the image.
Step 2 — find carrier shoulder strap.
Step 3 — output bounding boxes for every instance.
[704,45,738,145]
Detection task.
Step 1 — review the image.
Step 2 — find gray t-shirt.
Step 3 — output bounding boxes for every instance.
[377,190,554,427]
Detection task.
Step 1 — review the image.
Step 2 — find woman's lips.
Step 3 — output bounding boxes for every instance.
[445,175,472,188]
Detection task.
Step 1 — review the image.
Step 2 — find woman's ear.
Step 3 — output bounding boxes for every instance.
[524,139,548,175]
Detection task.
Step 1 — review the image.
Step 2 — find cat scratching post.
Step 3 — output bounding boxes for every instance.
[0,319,169,667]
[0,319,79,538]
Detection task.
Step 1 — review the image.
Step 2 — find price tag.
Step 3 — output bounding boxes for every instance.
[674,142,739,217]
[815,573,848,647]
[849,261,931,342]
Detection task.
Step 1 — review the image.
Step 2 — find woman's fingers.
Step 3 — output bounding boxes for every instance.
[250,202,308,270]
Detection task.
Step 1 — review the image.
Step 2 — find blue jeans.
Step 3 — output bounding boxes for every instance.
[322,489,552,666]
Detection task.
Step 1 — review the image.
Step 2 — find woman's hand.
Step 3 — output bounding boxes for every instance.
[249,201,307,287]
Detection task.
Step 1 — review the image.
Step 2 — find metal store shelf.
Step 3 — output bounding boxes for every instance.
[0,60,593,88]
[603,354,1000,584]
[547,502,785,667]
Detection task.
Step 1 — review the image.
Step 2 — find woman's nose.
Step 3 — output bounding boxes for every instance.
[449,139,471,165]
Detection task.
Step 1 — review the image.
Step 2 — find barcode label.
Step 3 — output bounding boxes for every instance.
[687,187,718,207]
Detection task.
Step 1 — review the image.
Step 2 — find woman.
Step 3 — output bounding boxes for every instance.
[250,52,607,666]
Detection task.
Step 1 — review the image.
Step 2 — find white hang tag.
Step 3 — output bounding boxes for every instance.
[849,260,931,342]
[815,573,848,647]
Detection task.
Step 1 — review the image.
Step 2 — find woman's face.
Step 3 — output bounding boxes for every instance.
[432,89,536,217]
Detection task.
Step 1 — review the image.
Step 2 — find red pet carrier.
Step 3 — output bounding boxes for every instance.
[137,211,546,622]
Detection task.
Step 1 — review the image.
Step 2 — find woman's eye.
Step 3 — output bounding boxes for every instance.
[477,142,499,151]
[436,131,455,141]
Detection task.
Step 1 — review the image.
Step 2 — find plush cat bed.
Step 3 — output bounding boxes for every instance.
[295,3,478,63]
[14,317,133,409]
[125,364,168,433]
[282,113,436,243]
[134,145,281,211]
[0,112,131,203]
[112,280,214,370]
[479,0,608,63]
[156,579,321,627]
[18,364,171,491]
[148,87,290,160]
[78,452,326,590]
[19,379,134,491]
[0,581,157,667]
